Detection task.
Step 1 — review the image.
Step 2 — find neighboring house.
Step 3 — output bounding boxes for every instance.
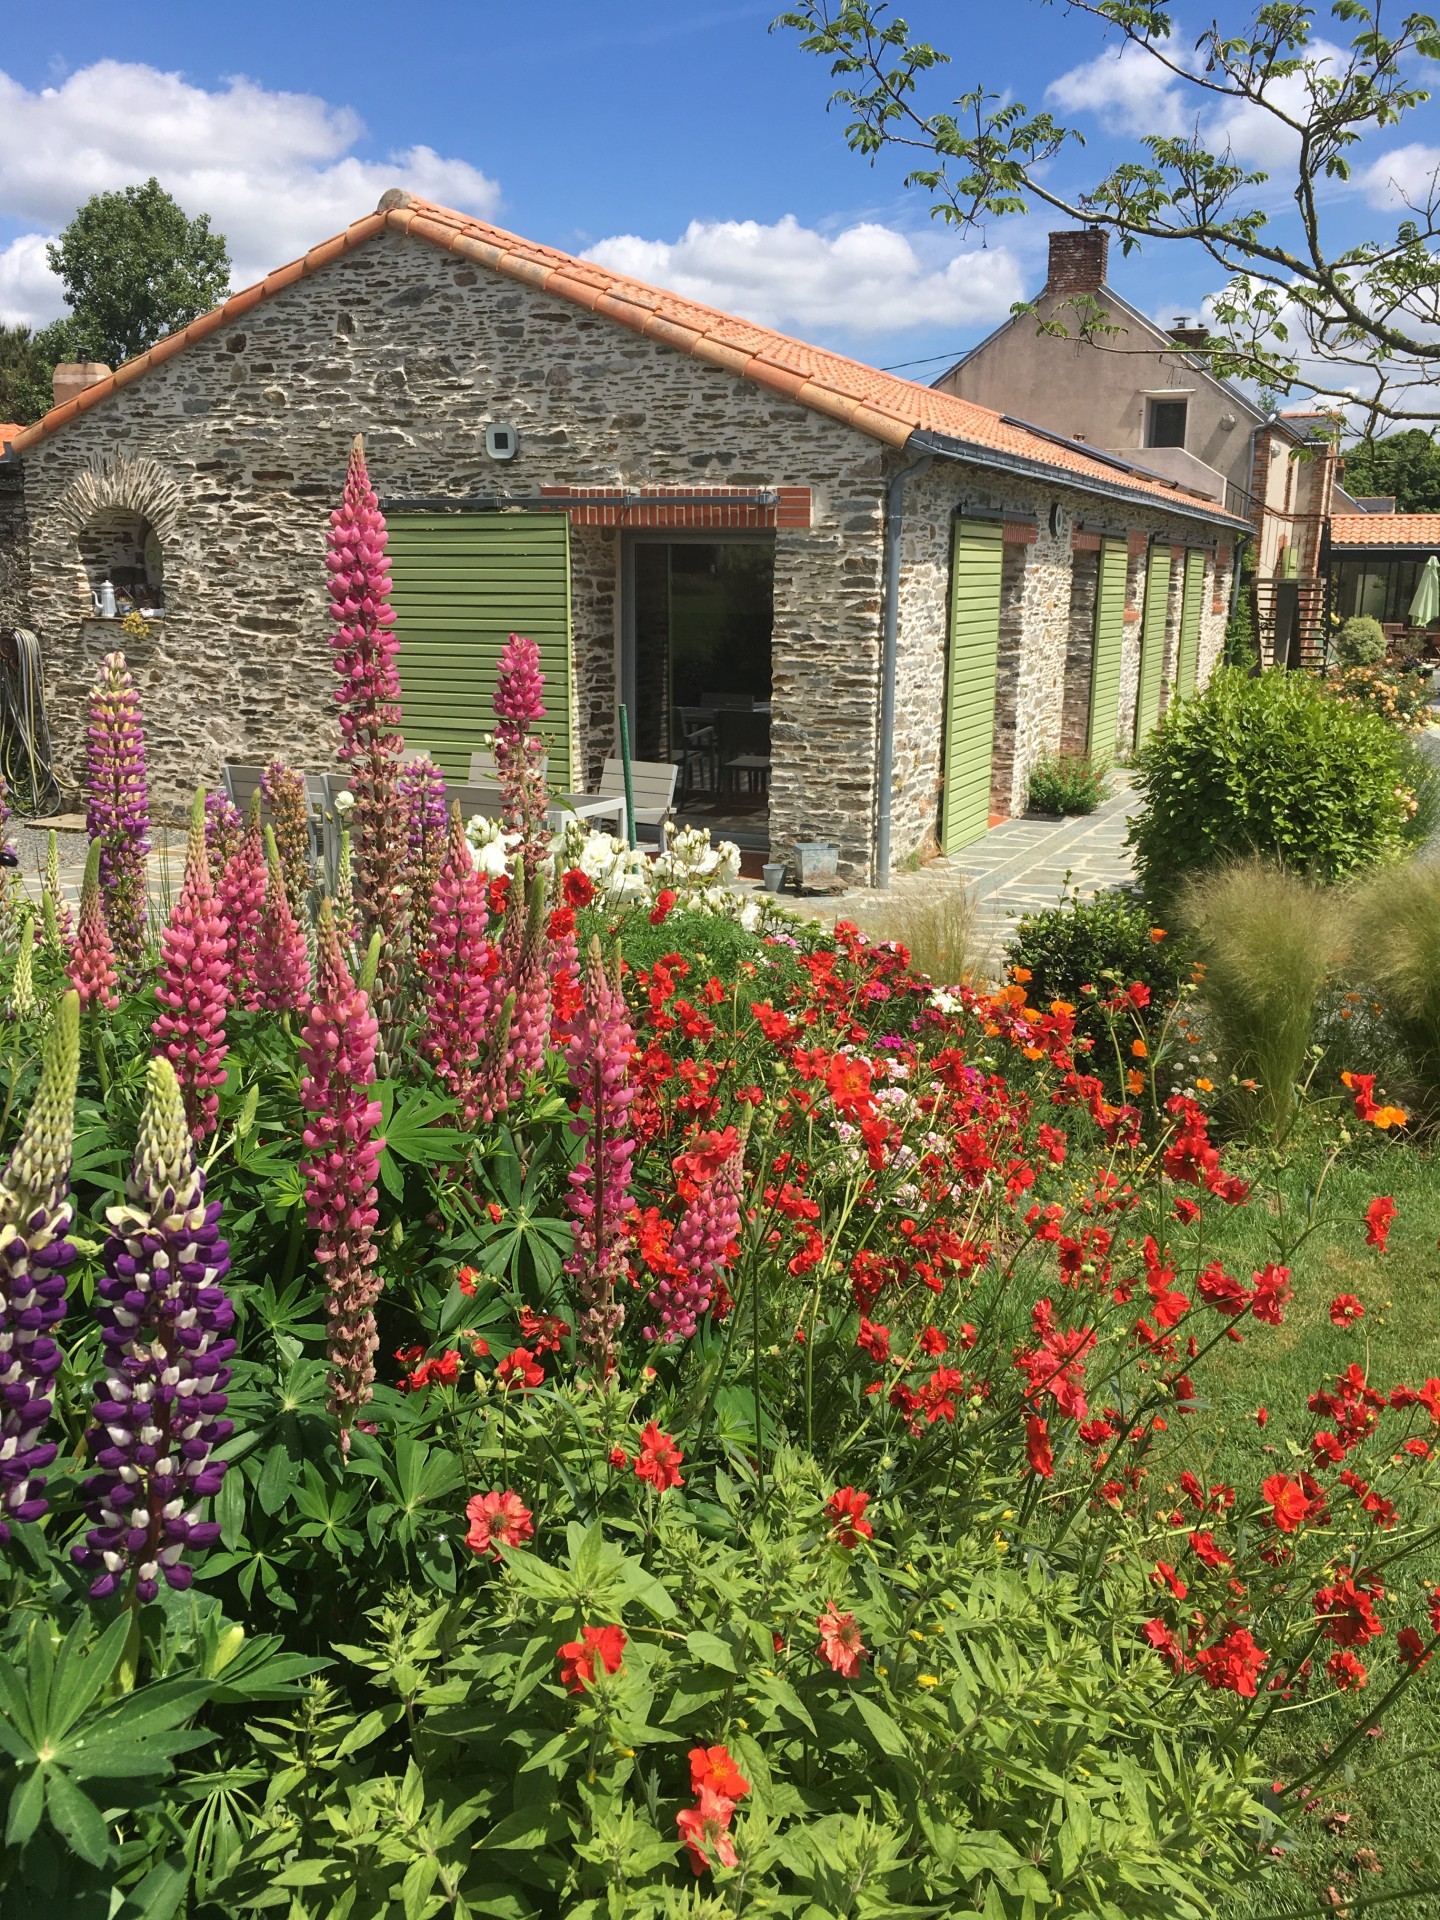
[1324,514,1440,640]
[936,229,1341,666]
[0,194,1244,882]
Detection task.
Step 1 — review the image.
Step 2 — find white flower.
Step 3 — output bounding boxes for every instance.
[333,790,354,814]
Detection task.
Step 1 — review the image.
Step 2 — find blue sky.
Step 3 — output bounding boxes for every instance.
[0,0,1434,382]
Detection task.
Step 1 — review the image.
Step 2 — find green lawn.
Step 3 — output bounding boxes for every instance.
[1187,1138,1440,1918]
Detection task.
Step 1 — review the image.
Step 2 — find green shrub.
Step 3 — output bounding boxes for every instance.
[1326,660,1433,731]
[1179,860,1346,1141]
[1222,590,1256,667]
[1335,614,1387,667]
[1347,860,1440,1127]
[1005,886,1187,1050]
[1024,748,1109,816]
[1127,666,1433,901]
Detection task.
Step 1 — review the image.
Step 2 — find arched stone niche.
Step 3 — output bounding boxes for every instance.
[54,454,185,619]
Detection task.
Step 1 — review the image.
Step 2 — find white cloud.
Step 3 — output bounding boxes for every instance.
[583,214,1025,336]
[1045,38,1191,138]
[1357,141,1440,209]
[0,59,500,329]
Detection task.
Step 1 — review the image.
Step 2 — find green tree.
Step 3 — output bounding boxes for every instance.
[0,319,88,427]
[46,177,230,370]
[780,1,1440,428]
[1341,430,1440,510]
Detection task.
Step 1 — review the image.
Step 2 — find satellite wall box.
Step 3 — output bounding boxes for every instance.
[485,424,519,462]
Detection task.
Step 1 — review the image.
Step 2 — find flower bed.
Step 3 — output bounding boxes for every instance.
[1,442,1436,1917]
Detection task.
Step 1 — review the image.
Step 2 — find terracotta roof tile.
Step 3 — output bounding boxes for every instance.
[1330,513,1440,547]
[0,423,25,449]
[5,192,1237,520]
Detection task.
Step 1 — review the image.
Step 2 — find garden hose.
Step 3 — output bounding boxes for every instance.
[0,628,62,818]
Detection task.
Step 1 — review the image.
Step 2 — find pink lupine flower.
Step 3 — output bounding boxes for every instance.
[326,435,407,1046]
[498,864,550,1097]
[300,899,383,1450]
[217,798,267,1009]
[152,793,230,1141]
[203,790,243,877]
[85,651,150,984]
[67,842,120,1011]
[564,938,636,1377]
[253,826,311,1012]
[418,808,496,1121]
[645,1124,746,1343]
[399,753,448,951]
[492,634,550,876]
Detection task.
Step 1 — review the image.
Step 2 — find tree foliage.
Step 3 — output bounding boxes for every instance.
[0,323,78,428]
[46,177,231,370]
[1342,428,1440,509]
[779,0,1440,426]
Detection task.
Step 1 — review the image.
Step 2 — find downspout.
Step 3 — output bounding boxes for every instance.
[875,445,935,890]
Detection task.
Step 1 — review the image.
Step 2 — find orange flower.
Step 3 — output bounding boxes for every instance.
[1126,1068,1145,1094]
[816,1603,867,1678]
[1195,1077,1214,1092]
[1150,927,1167,943]
[1130,1038,1148,1059]
[1010,967,1033,984]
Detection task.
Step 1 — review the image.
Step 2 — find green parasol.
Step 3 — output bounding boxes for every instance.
[1408,553,1440,627]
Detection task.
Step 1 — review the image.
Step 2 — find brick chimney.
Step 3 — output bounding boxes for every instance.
[1168,320,1211,349]
[1045,228,1109,296]
[51,362,112,410]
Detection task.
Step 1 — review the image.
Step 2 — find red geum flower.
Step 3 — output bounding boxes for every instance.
[607,1447,629,1470]
[495,1346,544,1391]
[562,868,595,909]
[1314,1575,1384,1646]
[1329,1293,1365,1327]
[1364,1196,1397,1252]
[857,1317,891,1362]
[1250,1264,1293,1327]
[557,1623,626,1692]
[464,1489,534,1558]
[816,1603,867,1678]
[1189,1530,1234,1569]
[690,1744,751,1802]
[1025,1414,1054,1479]
[1143,1617,1188,1673]
[827,1486,873,1547]
[635,1420,685,1491]
[1398,1627,1432,1672]
[678,1784,742,1876]
[649,889,678,927]
[1262,1474,1310,1534]
[1195,1627,1267,1697]
[457,1266,479,1296]
[1327,1648,1368,1691]
[1152,1561,1188,1600]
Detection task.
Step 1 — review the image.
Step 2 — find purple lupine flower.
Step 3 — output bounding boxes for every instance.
[67,841,120,1011]
[0,770,13,864]
[563,938,636,1378]
[418,808,496,1122]
[399,753,448,952]
[492,633,550,878]
[326,436,406,1052]
[253,826,311,1012]
[203,790,244,879]
[73,1054,235,1601]
[153,793,230,1142]
[217,796,267,1009]
[260,759,312,922]
[300,899,383,1451]
[85,651,150,984]
[644,1123,747,1343]
[499,863,550,1098]
[0,991,80,1542]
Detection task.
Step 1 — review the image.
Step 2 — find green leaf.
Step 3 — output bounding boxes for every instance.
[117,1855,190,1920]
[4,1765,43,1850]
[684,1631,736,1674]
[44,1768,111,1867]
[257,1441,299,1516]
[849,1692,911,1760]
[47,1613,131,1744]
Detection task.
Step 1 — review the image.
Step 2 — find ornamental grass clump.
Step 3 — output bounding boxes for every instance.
[327,436,407,1048]
[152,792,229,1141]
[301,899,383,1450]
[563,936,636,1376]
[73,1055,235,1601]
[84,650,150,982]
[1179,859,1346,1141]
[0,992,79,1541]
[1346,860,1440,1127]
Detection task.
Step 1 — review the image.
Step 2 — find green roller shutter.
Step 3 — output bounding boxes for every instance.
[1134,545,1173,743]
[1176,549,1205,698]
[941,518,1004,854]
[386,513,575,786]
[1087,539,1128,754]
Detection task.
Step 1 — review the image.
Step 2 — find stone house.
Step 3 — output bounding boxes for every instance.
[937,229,1342,668]
[0,193,1245,883]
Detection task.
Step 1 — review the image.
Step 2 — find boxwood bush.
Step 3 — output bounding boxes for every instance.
[1127,666,1437,901]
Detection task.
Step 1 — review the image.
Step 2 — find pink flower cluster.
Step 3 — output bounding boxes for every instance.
[300,903,383,1448]
[492,633,550,876]
[67,843,119,1011]
[399,752,449,950]
[418,811,497,1121]
[563,940,636,1377]
[85,651,150,983]
[254,826,311,1011]
[644,1126,745,1343]
[217,801,267,1009]
[152,795,230,1141]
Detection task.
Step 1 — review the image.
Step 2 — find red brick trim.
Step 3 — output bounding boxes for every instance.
[1071,529,1102,552]
[1171,544,1186,562]
[1123,608,1142,622]
[536,484,810,530]
[1003,520,1038,545]
[1127,529,1150,558]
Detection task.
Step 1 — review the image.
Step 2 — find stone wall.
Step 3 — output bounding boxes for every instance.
[0,464,30,631]
[1061,547,1099,754]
